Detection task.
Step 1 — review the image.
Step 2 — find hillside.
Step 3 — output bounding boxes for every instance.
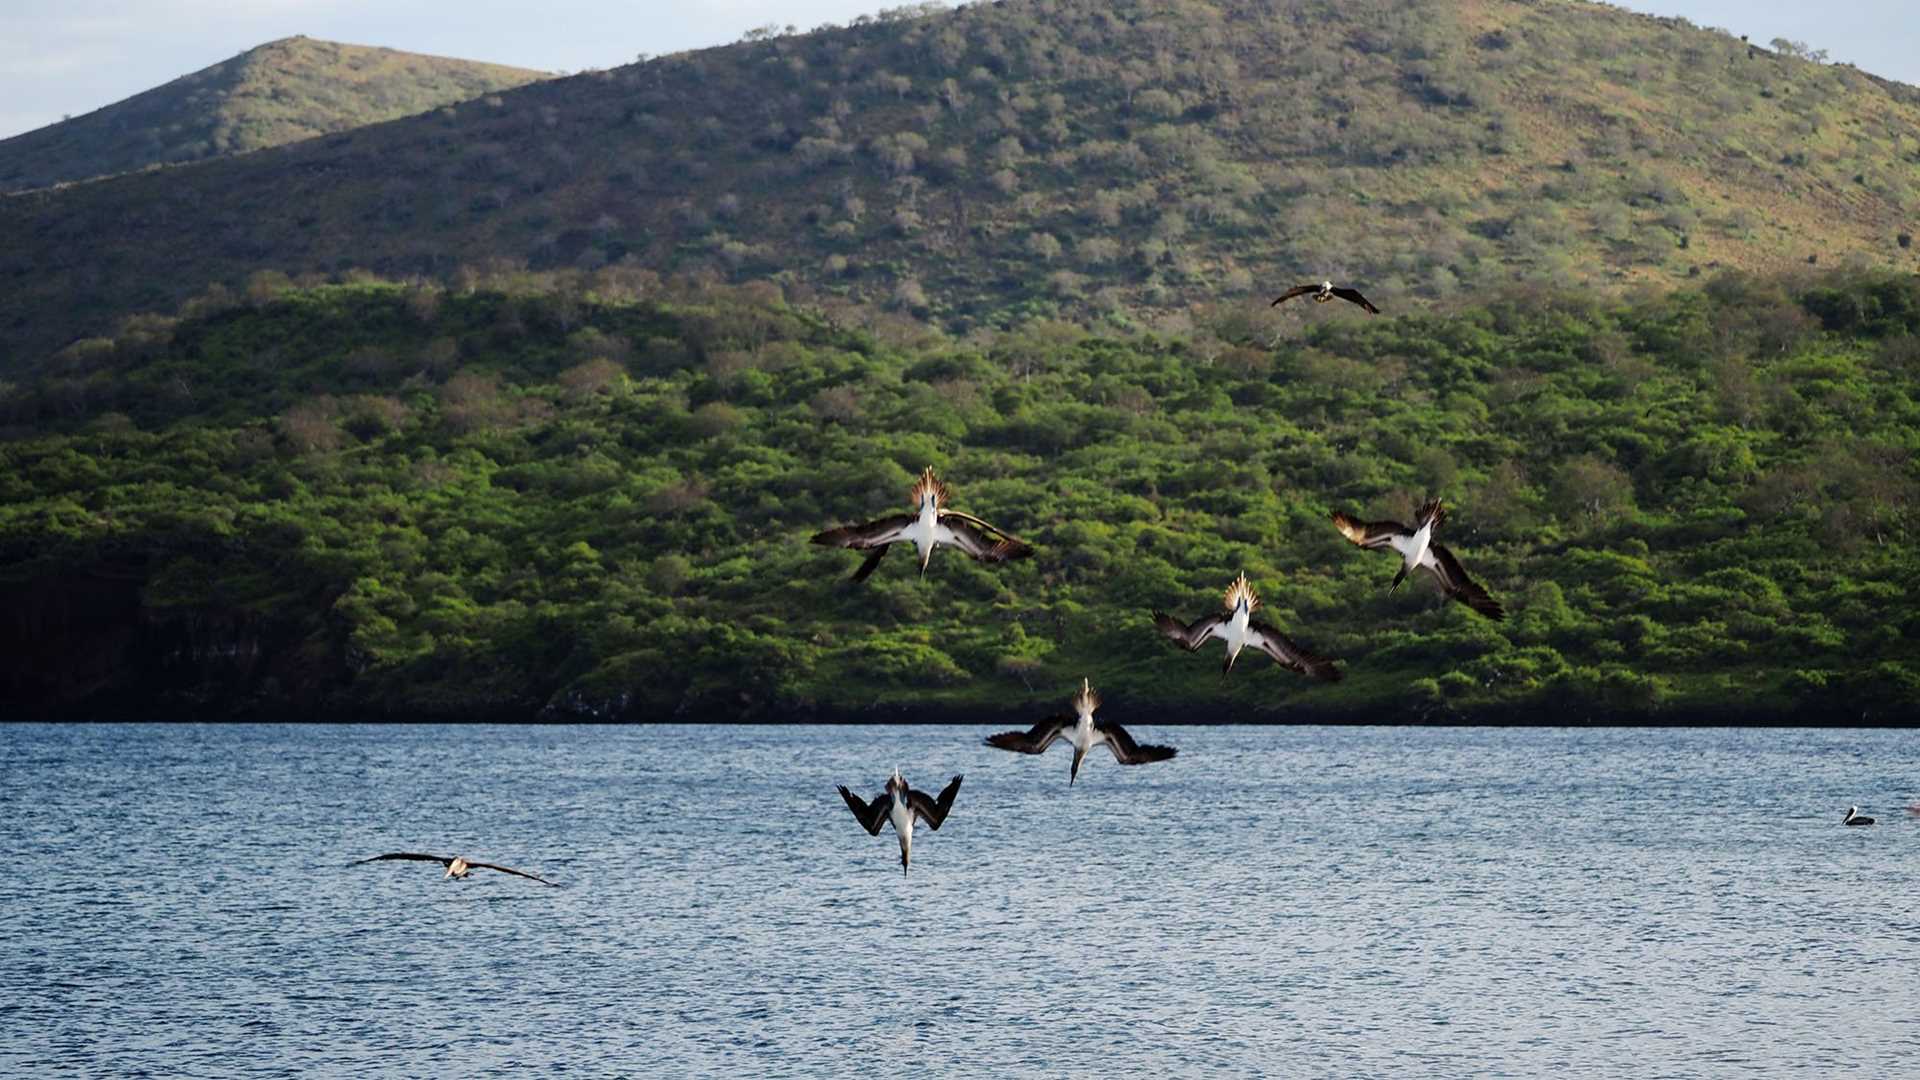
[3,0,1919,370]
[2,269,1916,721]
[0,36,548,193]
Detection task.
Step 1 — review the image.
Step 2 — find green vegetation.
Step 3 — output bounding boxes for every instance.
[4,269,1917,721]
[0,36,546,192]
[5,0,1918,369]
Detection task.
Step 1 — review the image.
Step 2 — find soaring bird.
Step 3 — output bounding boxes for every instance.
[838,769,963,874]
[811,466,1033,581]
[1843,806,1876,826]
[1271,280,1380,314]
[1152,574,1342,680]
[352,852,558,886]
[1330,498,1504,621]
[985,678,1177,785]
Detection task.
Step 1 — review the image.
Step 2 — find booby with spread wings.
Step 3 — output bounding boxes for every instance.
[352,852,558,887]
[811,467,1033,581]
[838,769,963,874]
[985,678,1177,785]
[1152,574,1342,680]
[1330,498,1504,621]
[1272,280,1380,314]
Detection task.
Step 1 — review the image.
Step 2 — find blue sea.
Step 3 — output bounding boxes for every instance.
[2,724,1916,1077]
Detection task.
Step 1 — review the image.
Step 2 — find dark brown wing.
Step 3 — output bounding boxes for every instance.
[352,852,452,867]
[985,714,1073,754]
[1423,544,1504,621]
[1330,287,1380,314]
[1095,720,1177,765]
[1270,284,1319,306]
[939,511,1034,563]
[464,861,559,887]
[811,514,915,550]
[1152,611,1227,651]
[907,775,963,830]
[1330,510,1409,551]
[849,547,889,582]
[838,786,890,835]
[1246,621,1343,681]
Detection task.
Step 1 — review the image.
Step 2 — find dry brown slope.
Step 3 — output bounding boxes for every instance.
[1,0,1915,370]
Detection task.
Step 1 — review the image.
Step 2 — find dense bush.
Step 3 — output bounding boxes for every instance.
[2,271,1917,720]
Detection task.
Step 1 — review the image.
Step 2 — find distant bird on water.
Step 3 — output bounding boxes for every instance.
[838,769,963,874]
[352,852,558,886]
[811,466,1033,581]
[1271,280,1380,314]
[1153,573,1343,680]
[1843,806,1876,826]
[1330,498,1505,621]
[985,678,1177,785]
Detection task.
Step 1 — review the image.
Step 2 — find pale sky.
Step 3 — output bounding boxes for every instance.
[1,0,1915,142]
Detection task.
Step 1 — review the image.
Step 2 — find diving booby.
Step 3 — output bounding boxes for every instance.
[1271,280,1380,314]
[838,769,963,874]
[1331,498,1505,621]
[352,852,558,886]
[984,678,1177,785]
[1152,574,1343,680]
[1843,806,1876,826]
[811,467,1034,581]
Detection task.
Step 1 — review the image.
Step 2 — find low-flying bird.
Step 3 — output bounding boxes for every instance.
[985,678,1177,785]
[838,769,963,874]
[1271,280,1380,314]
[1843,806,1876,826]
[1152,574,1342,680]
[1330,498,1505,621]
[351,852,558,886]
[811,466,1033,581]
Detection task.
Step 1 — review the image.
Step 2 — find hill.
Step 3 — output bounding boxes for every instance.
[3,0,1919,370]
[2,268,1916,720]
[0,36,548,193]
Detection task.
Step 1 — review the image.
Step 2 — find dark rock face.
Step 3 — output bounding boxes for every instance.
[1,563,346,719]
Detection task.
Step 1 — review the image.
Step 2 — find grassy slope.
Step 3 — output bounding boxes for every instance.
[0,37,547,193]
[2,270,1916,721]
[3,0,1917,368]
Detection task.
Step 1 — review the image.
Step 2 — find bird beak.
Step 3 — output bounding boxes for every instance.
[1070,748,1084,785]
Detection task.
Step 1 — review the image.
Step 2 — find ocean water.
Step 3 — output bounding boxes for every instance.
[1,723,1916,1078]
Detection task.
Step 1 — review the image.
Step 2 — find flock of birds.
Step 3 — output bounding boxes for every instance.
[348,280,1897,885]
[811,438,1507,871]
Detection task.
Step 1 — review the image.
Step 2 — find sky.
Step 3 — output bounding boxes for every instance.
[1,0,1915,142]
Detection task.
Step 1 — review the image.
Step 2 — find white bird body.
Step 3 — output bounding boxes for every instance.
[888,782,916,865]
[911,497,944,572]
[1388,520,1436,587]
[1214,599,1254,663]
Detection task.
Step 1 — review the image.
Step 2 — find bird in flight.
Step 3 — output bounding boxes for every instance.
[985,677,1177,785]
[838,769,964,874]
[352,852,558,886]
[1153,573,1343,679]
[811,466,1033,581]
[1271,280,1380,314]
[1330,498,1505,621]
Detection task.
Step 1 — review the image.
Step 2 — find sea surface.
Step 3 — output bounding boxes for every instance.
[1,723,1916,1078]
